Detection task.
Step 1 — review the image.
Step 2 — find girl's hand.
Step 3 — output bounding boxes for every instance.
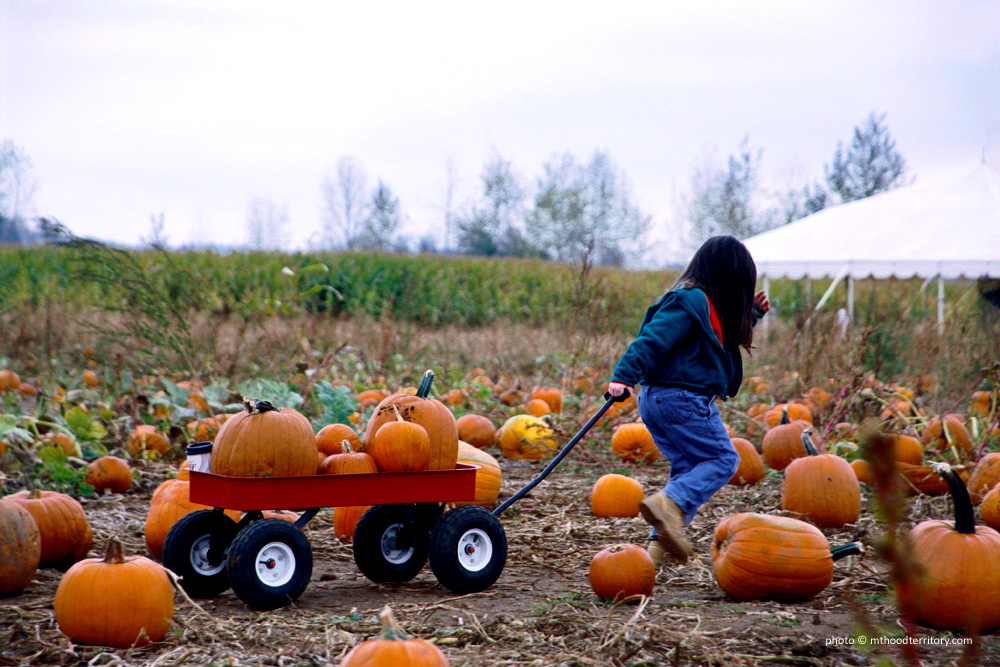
[754,290,770,314]
[607,381,632,398]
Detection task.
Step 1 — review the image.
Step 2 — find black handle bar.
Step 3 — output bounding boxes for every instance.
[492,388,632,517]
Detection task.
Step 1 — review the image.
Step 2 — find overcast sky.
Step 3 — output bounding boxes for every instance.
[2,1,998,262]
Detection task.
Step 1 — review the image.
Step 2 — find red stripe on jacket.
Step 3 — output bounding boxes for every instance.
[705,294,724,347]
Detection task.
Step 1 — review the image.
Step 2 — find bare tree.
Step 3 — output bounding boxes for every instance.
[826,111,909,203]
[0,139,38,244]
[141,212,169,248]
[246,197,289,250]
[356,180,402,251]
[527,150,651,267]
[320,156,368,249]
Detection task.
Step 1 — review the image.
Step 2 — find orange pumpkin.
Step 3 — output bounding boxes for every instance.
[82,370,100,388]
[0,499,41,594]
[85,456,133,494]
[186,417,220,443]
[18,383,37,397]
[897,462,970,496]
[764,403,812,427]
[922,415,973,458]
[897,465,1000,631]
[0,369,21,392]
[610,423,659,464]
[370,407,431,472]
[54,539,174,648]
[589,544,655,601]
[524,399,551,417]
[499,388,524,406]
[966,453,1000,502]
[456,414,496,449]
[126,425,170,458]
[850,459,872,485]
[42,431,81,457]
[439,388,468,408]
[448,442,502,509]
[971,391,995,419]
[340,606,449,666]
[711,513,862,601]
[144,479,240,559]
[889,434,923,464]
[333,505,371,544]
[980,484,1000,530]
[5,490,93,566]
[316,423,362,456]
[363,371,458,471]
[528,386,563,413]
[177,460,191,480]
[591,474,643,518]
[781,431,861,529]
[211,400,317,478]
[761,408,815,471]
[319,440,378,475]
[728,438,764,486]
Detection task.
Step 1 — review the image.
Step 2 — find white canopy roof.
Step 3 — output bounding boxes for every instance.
[743,163,1000,279]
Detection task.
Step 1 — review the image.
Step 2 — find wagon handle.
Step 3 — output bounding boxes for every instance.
[492,392,627,517]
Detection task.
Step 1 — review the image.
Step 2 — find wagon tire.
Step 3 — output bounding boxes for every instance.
[162,509,237,599]
[227,519,313,611]
[353,505,429,584]
[428,505,507,594]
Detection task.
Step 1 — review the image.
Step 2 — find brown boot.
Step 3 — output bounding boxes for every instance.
[639,492,691,564]
[647,540,667,565]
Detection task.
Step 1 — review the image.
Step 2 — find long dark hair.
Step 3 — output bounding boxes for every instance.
[673,236,757,350]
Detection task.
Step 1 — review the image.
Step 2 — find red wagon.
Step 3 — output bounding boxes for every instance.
[163,379,627,611]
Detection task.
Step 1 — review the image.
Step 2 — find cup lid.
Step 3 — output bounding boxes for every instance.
[186,441,213,455]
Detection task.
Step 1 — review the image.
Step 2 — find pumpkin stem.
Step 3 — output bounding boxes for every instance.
[933,462,976,534]
[801,429,820,456]
[103,538,126,564]
[416,370,435,399]
[341,439,354,455]
[780,405,790,425]
[392,405,404,423]
[378,606,411,640]
[831,542,864,561]
[29,489,43,499]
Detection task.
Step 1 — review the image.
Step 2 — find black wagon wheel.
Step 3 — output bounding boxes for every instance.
[162,509,238,599]
[227,518,313,611]
[353,505,431,584]
[428,505,507,594]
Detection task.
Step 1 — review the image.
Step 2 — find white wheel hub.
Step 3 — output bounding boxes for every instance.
[255,542,296,587]
[381,522,415,565]
[457,528,493,572]
[190,534,227,576]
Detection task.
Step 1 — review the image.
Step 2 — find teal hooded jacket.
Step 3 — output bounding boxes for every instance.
[612,287,757,400]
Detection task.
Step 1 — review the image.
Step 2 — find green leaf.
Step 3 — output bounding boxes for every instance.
[245,379,304,410]
[313,382,359,428]
[299,263,330,274]
[202,382,232,410]
[0,414,18,440]
[161,378,190,407]
[65,406,108,442]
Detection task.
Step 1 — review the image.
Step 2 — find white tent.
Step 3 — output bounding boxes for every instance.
[743,162,1000,328]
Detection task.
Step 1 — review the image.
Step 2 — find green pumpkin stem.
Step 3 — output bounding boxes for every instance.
[244,398,279,415]
[103,538,126,564]
[780,405,790,425]
[933,462,976,534]
[831,542,864,561]
[416,370,435,399]
[378,606,411,640]
[801,429,820,456]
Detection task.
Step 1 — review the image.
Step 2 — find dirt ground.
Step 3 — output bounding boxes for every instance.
[2,452,996,667]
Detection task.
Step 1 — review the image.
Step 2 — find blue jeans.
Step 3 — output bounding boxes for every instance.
[638,385,739,530]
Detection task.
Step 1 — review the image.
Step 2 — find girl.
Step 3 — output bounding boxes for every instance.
[607,235,769,564]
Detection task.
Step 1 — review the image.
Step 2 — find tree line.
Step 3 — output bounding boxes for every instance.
[0,111,908,266]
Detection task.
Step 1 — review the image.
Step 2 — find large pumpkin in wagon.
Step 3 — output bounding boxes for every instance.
[211,399,317,478]
[362,371,459,471]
